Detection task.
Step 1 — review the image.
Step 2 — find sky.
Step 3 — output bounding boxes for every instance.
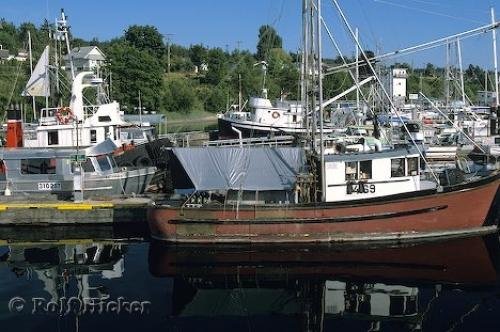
[1,0,500,68]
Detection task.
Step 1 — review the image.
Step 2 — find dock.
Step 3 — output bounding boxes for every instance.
[0,197,151,225]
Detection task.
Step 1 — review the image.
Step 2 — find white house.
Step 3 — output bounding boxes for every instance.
[64,46,106,75]
[14,49,28,62]
[391,68,407,108]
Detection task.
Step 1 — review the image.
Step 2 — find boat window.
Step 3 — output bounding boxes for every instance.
[108,156,118,169]
[21,158,56,175]
[345,161,358,181]
[96,156,111,172]
[90,130,97,143]
[98,116,112,122]
[82,158,95,172]
[406,123,420,132]
[104,126,110,139]
[407,157,419,176]
[391,158,405,177]
[48,131,58,146]
[359,160,372,179]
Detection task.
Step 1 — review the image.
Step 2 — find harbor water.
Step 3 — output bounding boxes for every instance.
[1,226,500,331]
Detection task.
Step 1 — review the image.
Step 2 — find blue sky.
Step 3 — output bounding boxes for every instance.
[2,0,499,68]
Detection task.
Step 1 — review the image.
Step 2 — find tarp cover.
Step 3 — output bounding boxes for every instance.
[172,147,305,191]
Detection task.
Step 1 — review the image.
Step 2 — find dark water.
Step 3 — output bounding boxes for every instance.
[2,226,500,331]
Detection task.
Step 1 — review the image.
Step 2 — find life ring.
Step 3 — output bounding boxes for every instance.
[272,111,280,119]
[56,107,74,124]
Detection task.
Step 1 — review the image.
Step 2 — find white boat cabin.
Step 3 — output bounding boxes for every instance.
[219,97,307,132]
[24,72,153,148]
[324,147,430,202]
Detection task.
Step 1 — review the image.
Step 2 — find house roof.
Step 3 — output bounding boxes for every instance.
[0,49,11,59]
[66,46,106,61]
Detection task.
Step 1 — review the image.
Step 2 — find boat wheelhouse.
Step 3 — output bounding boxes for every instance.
[0,139,156,199]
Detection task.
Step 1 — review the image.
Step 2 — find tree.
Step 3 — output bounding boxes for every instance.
[124,25,164,59]
[204,48,229,85]
[162,78,197,114]
[189,44,208,67]
[256,25,282,61]
[106,41,163,112]
[204,85,228,113]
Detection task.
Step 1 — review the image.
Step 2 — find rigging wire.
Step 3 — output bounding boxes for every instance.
[373,0,486,25]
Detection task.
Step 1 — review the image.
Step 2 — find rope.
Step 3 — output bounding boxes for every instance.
[373,0,486,24]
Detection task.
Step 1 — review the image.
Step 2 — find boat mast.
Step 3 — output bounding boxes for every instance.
[457,38,466,106]
[301,0,310,134]
[445,42,451,110]
[315,0,326,202]
[58,9,75,81]
[310,1,317,150]
[355,27,360,118]
[27,30,36,120]
[492,7,499,108]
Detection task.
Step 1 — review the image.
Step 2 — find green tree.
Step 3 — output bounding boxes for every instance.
[256,25,282,61]
[162,78,197,114]
[106,41,163,112]
[189,44,208,67]
[204,48,229,85]
[204,85,228,113]
[124,25,164,59]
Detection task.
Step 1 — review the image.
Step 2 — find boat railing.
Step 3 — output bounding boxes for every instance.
[204,135,295,147]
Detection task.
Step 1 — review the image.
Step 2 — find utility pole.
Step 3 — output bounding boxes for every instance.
[165,34,174,74]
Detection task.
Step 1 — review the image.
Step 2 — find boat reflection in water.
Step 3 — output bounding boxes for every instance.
[149,235,500,331]
[2,242,126,304]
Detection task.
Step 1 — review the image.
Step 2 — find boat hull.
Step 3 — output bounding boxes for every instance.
[218,117,333,138]
[148,173,500,243]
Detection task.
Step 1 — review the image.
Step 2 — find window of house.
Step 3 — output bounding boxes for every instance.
[48,131,59,146]
[359,160,372,180]
[345,161,358,181]
[407,157,419,176]
[90,130,97,143]
[391,158,405,177]
[21,158,56,175]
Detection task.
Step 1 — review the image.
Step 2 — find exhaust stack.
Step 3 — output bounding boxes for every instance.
[6,105,23,148]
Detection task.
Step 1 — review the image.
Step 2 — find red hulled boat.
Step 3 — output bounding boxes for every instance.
[148,162,500,243]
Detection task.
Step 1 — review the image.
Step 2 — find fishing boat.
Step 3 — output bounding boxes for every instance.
[148,0,500,244]
[0,108,156,198]
[217,96,335,138]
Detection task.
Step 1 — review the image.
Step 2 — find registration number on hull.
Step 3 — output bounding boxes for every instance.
[37,182,62,191]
